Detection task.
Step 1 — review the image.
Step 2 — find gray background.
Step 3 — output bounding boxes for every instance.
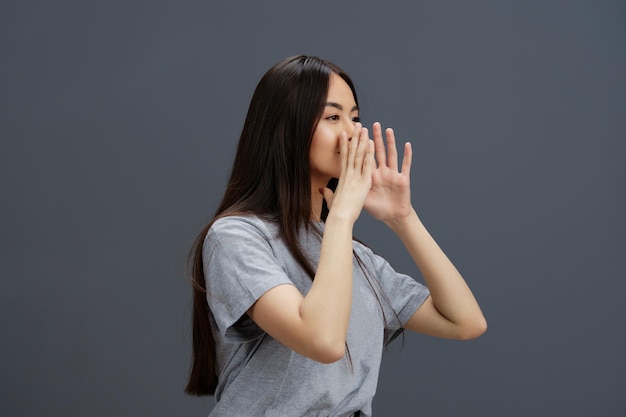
[1,0,624,416]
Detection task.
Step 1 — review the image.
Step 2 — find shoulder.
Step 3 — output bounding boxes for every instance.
[352,239,404,280]
[207,214,279,243]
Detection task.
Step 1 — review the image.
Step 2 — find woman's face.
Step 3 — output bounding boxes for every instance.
[309,73,359,185]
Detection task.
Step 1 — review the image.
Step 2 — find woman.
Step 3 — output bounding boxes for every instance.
[186,55,486,416]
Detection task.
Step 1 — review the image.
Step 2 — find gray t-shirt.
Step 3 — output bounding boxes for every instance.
[203,215,430,417]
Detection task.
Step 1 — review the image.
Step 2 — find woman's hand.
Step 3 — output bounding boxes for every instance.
[322,123,375,224]
[364,122,413,223]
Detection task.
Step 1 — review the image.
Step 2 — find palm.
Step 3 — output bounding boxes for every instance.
[363,123,413,222]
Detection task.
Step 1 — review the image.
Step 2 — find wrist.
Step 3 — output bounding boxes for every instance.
[324,212,356,231]
[384,208,420,233]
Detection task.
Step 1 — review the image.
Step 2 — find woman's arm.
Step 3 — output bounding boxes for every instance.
[365,122,486,340]
[248,124,374,363]
[386,210,487,339]
[247,216,355,363]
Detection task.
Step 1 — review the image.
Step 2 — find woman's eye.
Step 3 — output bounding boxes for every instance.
[352,116,361,123]
[326,115,340,121]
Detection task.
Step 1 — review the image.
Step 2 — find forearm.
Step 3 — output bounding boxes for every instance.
[299,214,355,355]
[387,209,485,329]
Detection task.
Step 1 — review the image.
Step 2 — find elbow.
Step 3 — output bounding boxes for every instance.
[316,347,346,364]
[457,316,488,340]
[308,338,346,364]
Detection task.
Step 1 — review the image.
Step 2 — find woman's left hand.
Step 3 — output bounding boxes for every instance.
[364,122,413,223]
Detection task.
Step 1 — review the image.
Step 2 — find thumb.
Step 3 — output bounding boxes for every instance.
[321,187,335,209]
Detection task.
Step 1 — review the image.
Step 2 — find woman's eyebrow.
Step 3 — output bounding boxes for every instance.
[325,102,359,112]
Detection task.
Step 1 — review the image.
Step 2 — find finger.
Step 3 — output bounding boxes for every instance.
[347,123,362,167]
[401,142,412,176]
[339,131,349,173]
[322,187,335,209]
[353,127,369,170]
[362,139,375,177]
[386,127,399,171]
[372,122,385,168]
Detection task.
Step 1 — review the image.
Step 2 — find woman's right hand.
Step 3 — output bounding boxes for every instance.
[322,123,375,224]
[249,130,374,365]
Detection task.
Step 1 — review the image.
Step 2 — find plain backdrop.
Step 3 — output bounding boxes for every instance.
[1,1,624,416]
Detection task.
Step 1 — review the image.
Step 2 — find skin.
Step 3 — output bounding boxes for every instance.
[247,73,487,364]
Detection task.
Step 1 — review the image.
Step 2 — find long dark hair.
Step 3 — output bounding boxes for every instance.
[185,55,358,396]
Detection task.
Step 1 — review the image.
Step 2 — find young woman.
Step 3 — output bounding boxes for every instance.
[186,55,486,416]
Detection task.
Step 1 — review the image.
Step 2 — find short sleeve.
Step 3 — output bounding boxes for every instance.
[203,217,294,343]
[355,242,431,344]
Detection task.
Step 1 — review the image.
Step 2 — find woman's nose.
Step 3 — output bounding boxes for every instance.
[341,118,359,135]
